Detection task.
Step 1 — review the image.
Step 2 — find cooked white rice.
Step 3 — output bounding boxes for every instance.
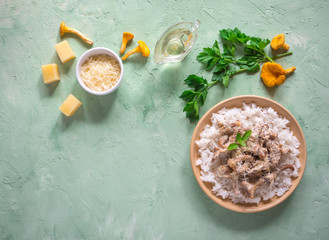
[196,103,300,204]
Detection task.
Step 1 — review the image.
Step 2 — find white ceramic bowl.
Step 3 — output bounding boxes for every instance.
[76,47,124,95]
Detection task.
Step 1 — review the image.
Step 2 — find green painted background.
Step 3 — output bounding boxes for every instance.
[1,0,329,239]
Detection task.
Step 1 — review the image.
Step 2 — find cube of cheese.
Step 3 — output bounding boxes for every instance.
[41,64,60,84]
[55,40,75,63]
[59,94,82,117]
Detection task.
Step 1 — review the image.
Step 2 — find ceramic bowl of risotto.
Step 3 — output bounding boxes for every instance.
[190,95,306,213]
[76,47,123,96]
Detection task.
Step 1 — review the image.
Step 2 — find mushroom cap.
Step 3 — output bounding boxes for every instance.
[270,34,285,50]
[59,22,66,36]
[123,32,134,41]
[260,62,286,87]
[137,40,150,57]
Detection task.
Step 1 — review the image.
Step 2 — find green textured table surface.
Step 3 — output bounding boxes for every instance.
[1,0,329,239]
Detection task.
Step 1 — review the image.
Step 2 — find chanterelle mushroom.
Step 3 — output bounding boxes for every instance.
[122,40,150,61]
[271,34,289,51]
[260,62,296,87]
[120,32,134,54]
[60,22,93,45]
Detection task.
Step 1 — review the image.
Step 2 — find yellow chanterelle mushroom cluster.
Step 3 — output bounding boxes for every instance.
[119,32,150,61]
[260,34,296,87]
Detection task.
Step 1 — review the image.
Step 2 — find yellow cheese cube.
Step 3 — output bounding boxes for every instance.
[41,64,60,84]
[59,94,82,117]
[54,40,76,63]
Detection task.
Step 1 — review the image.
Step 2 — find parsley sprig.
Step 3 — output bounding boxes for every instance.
[227,130,252,150]
[180,28,293,122]
[179,75,217,121]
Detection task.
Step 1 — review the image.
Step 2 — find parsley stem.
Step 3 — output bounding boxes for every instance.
[235,68,247,73]
[208,81,219,87]
[263,51,293,63]
[245,46,274,63]
[263,53,274,63]
[272,51,293,59]
[208,68,247,88]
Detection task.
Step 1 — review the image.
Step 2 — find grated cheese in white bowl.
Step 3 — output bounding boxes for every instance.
[80,55,121,92]
[76,47,123,96]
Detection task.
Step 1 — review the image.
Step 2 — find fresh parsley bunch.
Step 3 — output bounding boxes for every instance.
[180,28,292,122]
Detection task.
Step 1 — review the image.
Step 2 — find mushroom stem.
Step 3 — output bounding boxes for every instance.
[272,51,293,60]
[121,40,150,61]
[120,42,128,54]
[184,33,192,47]
[120,32,134,54]
[122,47,141,61]
[282,43,290,51]
[284,66,296,75]
[60,22,93,45]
